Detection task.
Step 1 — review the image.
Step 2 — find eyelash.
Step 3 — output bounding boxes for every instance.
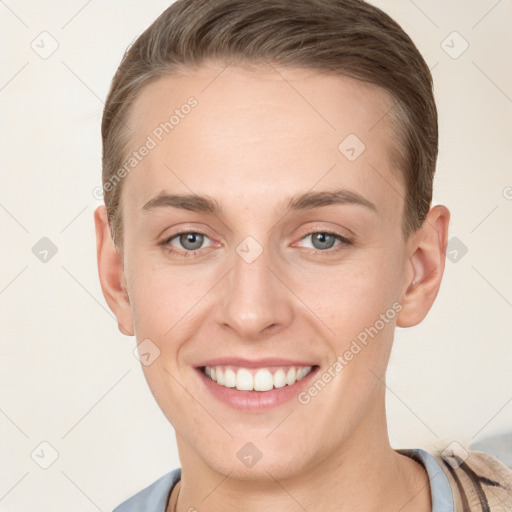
[159,229,352,258]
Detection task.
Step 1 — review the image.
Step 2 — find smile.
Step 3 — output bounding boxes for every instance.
[202,365,313,392]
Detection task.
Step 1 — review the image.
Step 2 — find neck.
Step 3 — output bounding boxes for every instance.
[171,397,431,512]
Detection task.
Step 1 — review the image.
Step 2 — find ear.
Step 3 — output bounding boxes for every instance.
[94,205,134,336]
[396,205,450,327]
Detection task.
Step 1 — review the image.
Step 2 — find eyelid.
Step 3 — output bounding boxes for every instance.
[300,231,351,244]
[295,223,354,244]
[162,227,208,241]
[157,222,213,240]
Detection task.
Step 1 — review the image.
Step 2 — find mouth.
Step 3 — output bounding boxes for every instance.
[195,362,320,410]
[200,364,315,391]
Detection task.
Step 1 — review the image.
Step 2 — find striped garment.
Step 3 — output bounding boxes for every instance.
[432,449,512,511]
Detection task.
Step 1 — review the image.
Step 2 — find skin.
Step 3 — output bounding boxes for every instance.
[95,63,450,512]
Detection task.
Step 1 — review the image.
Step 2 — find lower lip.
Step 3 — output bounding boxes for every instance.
[196,367,319,411]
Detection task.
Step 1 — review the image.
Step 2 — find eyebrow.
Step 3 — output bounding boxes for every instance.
[141,189,377,215]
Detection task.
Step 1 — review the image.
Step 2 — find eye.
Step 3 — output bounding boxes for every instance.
[161,231,213,256]
[299,231,352,252]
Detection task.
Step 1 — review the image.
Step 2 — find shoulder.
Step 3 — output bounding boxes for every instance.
[431,446,512,512]
[112,468,181,512]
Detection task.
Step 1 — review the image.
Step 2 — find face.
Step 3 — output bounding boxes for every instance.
[111,63,415,479]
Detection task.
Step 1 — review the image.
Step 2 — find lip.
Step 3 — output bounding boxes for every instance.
[195,357,317,369]
[196,364,320,411]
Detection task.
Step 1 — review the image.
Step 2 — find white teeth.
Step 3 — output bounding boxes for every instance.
[286,367,296,385]
[236,368,253,391]
[224,368,236,388]
[203,365,313,391]
[254,369,274,391]
[273,369,287,388]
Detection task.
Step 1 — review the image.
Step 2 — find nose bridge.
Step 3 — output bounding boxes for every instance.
[218,236,293,338]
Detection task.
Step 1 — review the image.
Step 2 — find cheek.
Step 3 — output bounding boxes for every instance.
[127,256,210,337]
[138,357,191,429]
[299,250,403,332]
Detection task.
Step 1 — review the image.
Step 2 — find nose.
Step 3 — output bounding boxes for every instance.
[216,243,294,340]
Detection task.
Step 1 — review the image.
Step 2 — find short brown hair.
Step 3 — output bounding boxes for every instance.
[101,0,437,250]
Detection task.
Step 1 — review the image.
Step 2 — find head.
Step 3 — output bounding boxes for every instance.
[95,0,449,481]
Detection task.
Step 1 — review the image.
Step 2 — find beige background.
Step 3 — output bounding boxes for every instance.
[1,1,511,510]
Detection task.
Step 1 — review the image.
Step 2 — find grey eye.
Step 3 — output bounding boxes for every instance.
[304,233,338,250]
[177,232,205,250]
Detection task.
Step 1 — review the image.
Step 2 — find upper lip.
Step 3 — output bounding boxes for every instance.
[196,357,317,368]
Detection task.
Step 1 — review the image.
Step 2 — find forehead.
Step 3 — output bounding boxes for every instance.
[122,63,403,223]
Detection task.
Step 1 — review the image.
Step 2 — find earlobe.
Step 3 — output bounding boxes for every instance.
[94,205,134,336]
[396,205,451,328]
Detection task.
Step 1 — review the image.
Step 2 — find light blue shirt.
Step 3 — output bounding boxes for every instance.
[112,448,454,512]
